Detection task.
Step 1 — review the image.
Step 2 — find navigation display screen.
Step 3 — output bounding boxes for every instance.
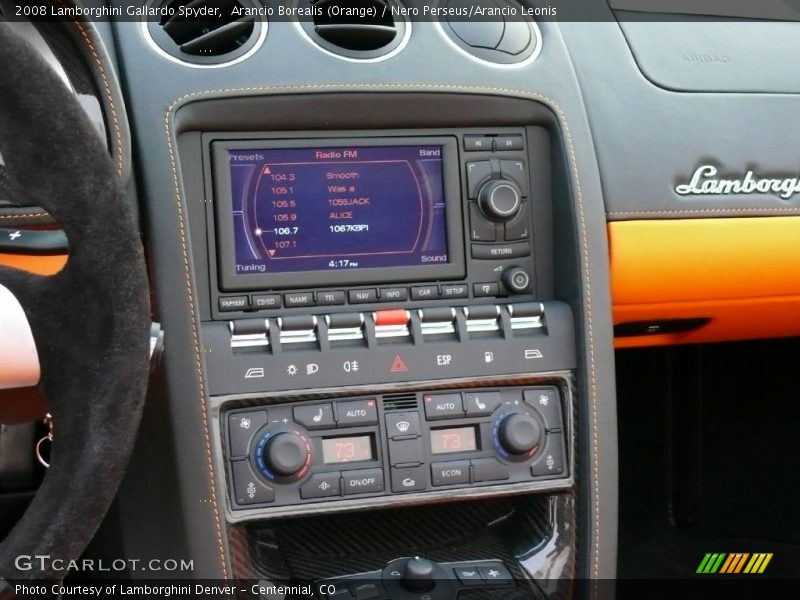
[226,145,450,275]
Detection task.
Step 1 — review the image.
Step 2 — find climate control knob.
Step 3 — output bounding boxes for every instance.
[262,432,308,477]
[498,413,543,455]
[478,179,522,221]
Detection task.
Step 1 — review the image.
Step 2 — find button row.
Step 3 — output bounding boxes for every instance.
[293,399,378,430]
[300,468,384,500]
[431,458,510,486]
[227,303,545,349]
[464,134,524,152]
[219,284,472,312]
[423,391,503,420]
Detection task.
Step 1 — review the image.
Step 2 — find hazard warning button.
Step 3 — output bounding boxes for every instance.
[390,354,409,373]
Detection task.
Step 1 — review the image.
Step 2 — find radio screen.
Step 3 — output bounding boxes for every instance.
[226,145,449,274]
[321,435,374,464]
[430,426,478,455]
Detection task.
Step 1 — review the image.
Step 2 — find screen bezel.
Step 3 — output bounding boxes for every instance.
[211,136,465,291]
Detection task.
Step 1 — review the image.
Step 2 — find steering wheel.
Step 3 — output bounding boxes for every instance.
[0,24,150,579]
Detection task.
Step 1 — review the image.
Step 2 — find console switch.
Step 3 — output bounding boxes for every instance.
[326,313,365,343]
[508,303,544,331]
[278,315,318,345]
[418,307,456,336]
[229,319,269,349]
[463,305,501,334]
[373,309,410,339]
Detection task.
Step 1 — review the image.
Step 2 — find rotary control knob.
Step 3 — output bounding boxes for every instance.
[401,557,435,593]
[498,413,543,455]
[261,432,308,477]
[502,266,531,294]
[478,178,522,221]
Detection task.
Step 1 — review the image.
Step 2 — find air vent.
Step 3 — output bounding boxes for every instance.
[145,0,266,67]
[382,393,419,411]
[299,0,410,60]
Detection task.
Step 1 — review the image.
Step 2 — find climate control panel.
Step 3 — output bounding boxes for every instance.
[224,386,569,517]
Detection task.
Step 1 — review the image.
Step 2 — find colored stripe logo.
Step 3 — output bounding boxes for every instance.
[697,553,773,574]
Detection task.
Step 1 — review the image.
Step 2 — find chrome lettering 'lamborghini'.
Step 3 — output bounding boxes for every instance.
[675,165,800,200]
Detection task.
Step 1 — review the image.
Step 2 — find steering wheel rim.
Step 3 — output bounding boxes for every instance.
[0,23,150,579]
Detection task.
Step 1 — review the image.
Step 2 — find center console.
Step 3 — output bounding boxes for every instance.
[175,92,583,597]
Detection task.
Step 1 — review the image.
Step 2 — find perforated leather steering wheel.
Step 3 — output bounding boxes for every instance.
[0,23,150,579]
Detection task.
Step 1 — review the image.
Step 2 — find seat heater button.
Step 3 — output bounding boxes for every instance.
[300,472,341,499]
[336,399,378,427]
[231,460,274,505]
[464,391,503,416]
[342,468,384,495]
[228,411,268,458]
[423,393,464,420]
[431,460,470,486]
[293,403,335,429]
[472,458,510,482]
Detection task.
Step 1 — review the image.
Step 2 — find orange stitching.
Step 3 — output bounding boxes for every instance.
[0,212,49,219]
[164,111,230,581]
[59,9,125,179]
[608,207,800,216]
[164,83,602,581]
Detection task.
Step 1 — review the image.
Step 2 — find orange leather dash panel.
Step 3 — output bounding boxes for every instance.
[610,217,800,346]
[0,253,67,275]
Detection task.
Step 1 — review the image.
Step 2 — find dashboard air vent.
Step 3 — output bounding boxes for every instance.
[299,0,409,60]
[382,393,419,411]
[146,0,265,66]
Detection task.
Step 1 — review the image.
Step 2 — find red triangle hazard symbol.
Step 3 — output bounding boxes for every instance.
[267,249,276,257]
[390,355,408,373]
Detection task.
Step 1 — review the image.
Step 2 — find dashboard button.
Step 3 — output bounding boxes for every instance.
[495,135,523,151]
[469,203,497,241]
[472,458,510,482]
[431,460,470,486]
[379,287,409,302]
[316,290,346,306]
[523,387,563,431]
[471,241,531,260]
[423,393,464,420]
[284,292,314,308]
[349,582,383,599]
[466,160,494,198]
[440,283,469,299]
[251,294,281,310]
[231,460,274,505]
[385,412,421,438]
[531,434,565,477]
[389,438,424,466]
[348,289,378,304]
[300,472,342,499]
[464,135,492,152]
[219,296,249,312]
[464,391,502,416]
[293,403,335,430]
[410,285,440,301]
[454,566,484,586]
[504,203,530,241]
[478,563,514,586]
[336,399,378,427]
[474,282,500,297]
[500,159,530,197]
[342,468,384,495]
[391,465,427,492]
[228,411,267,458]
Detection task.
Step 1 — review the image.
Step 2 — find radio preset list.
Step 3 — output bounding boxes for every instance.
[224,386,568,515]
